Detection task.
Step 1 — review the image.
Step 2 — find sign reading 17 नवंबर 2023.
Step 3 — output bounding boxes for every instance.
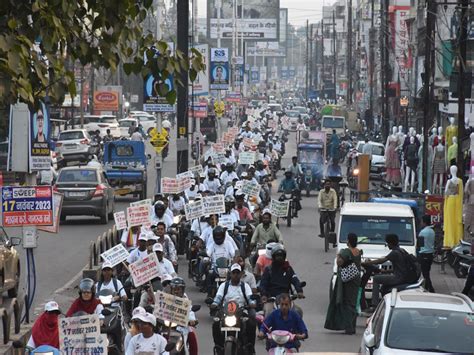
[1,186,53,227]
[59,314,108,354]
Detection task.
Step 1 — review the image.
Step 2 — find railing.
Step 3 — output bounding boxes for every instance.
[89,225,120,269]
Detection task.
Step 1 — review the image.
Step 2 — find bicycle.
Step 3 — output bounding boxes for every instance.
[320,208,336,252]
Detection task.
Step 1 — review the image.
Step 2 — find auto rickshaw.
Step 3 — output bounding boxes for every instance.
[297,131,326,196]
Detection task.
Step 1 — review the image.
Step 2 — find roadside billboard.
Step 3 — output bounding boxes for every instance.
[29,100,52,171]
[1,186,53,227]
[210,48,230,90]
[190,44,209,97]
[143,74,175,112]
[208,0,280,40]
[93,91,119,111]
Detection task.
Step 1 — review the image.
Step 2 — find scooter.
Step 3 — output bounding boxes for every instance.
[266,331,300,354]
[98,288,127,354]
[13,343,60,354]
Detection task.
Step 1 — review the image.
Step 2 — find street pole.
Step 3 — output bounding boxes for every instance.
[80,65,84,127]
[155,0,163,192]
[421,0,435,192]
[305,20,309,102]
[321,19,325,95]
[176,0,189,174]
[333,11,337,103]
[383,0,390,137]
[346,0,353,105]
[457,0,468,178]
[369,0,374,122]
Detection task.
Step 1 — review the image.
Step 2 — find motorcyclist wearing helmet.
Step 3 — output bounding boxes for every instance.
[151,201,173,228]
[260,245,305,317]
[205,226,236,297]
[250,210,283,251]
[220,163,238,184]
[168,278,198,355]
[66,278,104,318]
[204,168,221,193]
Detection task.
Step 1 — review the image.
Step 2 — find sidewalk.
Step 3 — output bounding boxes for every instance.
[431,262,467,295]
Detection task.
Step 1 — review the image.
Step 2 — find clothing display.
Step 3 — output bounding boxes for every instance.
[443,179,463,248]
[446,125,458,148]
[404,144,418,171]
[385,135,401,184]
[464,178,474,232]
[447,142,458,166]
[433,146,446,174]
[433,135,445,148]
[418,144,433,193]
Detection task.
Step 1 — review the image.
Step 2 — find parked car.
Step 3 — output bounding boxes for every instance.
[55,166,115,224]
[0,228,21,298]
[55,129,93,164]
[66,115,120,137]
[118,118,139,138]
[360,289,474,354]
[356,140,386,179]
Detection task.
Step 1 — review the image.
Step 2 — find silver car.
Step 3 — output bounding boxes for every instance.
[55,166,115,224]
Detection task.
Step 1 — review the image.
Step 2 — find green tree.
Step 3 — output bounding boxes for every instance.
[0,0,204,108]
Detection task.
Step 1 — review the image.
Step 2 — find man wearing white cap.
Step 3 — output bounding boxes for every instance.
[126,313,168,354]
[153,243,177,278]
[124,307,146,351]
[210,263,256,354]
[126,233,149,264]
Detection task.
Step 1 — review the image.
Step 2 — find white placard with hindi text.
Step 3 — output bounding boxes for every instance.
[113,211,127,230]
[129,252,161,287]
[101,244,130,267]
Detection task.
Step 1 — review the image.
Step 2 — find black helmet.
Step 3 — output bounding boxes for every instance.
[213,226,226,245]
[271,244,286,260]
[79,278,95,295]
[154,201,166,210]
[170,277,186,289]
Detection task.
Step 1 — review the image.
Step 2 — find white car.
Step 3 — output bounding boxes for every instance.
[55,129,92,163]
[356,141,386,178]
[128,112,156,134]
[118,118,139,137]
[361,289,474,354]
[67,115,120,137]
[286,110,300,131]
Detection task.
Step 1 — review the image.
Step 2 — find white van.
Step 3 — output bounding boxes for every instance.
[321,115,346,137]
[332,202,417,297]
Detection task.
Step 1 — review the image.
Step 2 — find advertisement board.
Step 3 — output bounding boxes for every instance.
[29,101,52,171]
[93,91,119,111]
[208,0,280,40]
[190,44,209,96]
[1,186,53,227]
[280,8,288,43]
[143,74,175,112]
[246,42,286,57]
[37,192,63,233]
[210,48,230,90]
[250,67,260,84]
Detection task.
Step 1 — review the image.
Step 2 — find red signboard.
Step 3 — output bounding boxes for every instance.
[93,91,119,111]
[425,195,444,225]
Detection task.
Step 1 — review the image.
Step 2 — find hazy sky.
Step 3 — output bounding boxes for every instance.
[197,0,329,27]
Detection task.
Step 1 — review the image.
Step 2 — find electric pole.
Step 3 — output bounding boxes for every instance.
[333,10,337,103]
[305,20,309,102]
[421,0,436,191]
[457,0,468,178]
[321,19,325,96]
[369,0,374,123]
[346,0,353,105]
[176,0,189,173]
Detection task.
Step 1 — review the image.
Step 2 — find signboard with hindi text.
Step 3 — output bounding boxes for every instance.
[129,253,161,287]
[59,314,108,354]
[239,151,256,165]
[241,180,261,197]
[270,199,290,218]
[203,195,225,215]
[113,211,127,230]
[154,291,192,327]
[127,205,151,227]
[184,199,204,220]
[37,192,63,233]
[101,244,130,267]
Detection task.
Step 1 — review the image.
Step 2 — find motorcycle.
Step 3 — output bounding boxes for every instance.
[208,257,231,298]
[170,212,190,256]
[451,239,473,278]
[98,288,127,354]
[208,300,253,355]
[13,343,60,354]
[303,169,312,197]
[160,305,201,355]
[278,190,298,227]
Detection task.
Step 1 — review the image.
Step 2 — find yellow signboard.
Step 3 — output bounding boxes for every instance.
[214,101,225,117]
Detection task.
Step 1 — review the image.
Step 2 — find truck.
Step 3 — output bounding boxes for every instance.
[103,140,148,200]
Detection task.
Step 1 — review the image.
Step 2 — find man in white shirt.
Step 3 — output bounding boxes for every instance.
[204,169,221,193]
[169,194,186,215]
[151,201,173,228]
[130,127,144,141]
[220,164,239,184]
[126,233,149,264]
[126,313,168,354]
[210,263,256,354]
[153,222,178,268]
[37,164,57,185]
[96,262,128,307]
[153,243,177,278]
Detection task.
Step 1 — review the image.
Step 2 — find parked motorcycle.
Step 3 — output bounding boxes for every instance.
[452,239,473,278]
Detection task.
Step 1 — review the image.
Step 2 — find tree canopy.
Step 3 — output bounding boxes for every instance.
[0,0,204,108]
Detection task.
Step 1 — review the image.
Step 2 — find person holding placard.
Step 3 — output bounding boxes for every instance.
[66,278,104,318]
[153,222,178,269]
[151,201,173,229]
[203,168,221,193]
[125,313,168,354]
[153,243,177,278]
[126,233,149,264]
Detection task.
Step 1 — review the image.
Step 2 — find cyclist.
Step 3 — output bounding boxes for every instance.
[317,180,337,247]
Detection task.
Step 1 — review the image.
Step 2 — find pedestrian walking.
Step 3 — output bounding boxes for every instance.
[325,233,362,334]
[417,215,435,292]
